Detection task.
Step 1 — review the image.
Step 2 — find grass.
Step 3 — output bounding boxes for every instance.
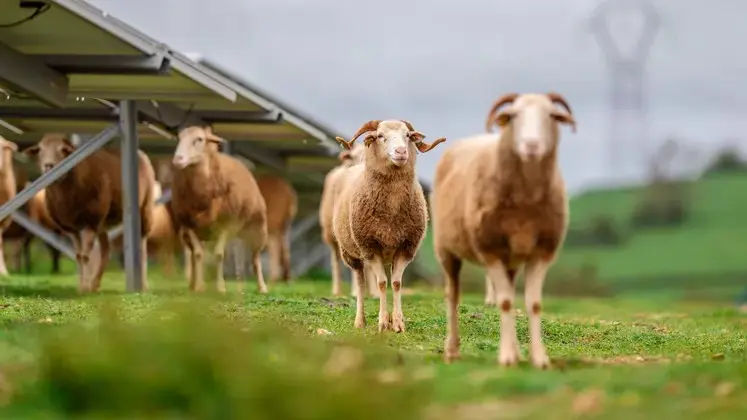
[0,272,745,419]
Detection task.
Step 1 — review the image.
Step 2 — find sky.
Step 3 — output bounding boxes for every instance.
[86,0,747,193]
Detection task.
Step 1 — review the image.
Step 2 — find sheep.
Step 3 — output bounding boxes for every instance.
[255,175,297,283]
[0,136,19,276]
[22,134,157,293]
[332,119,445,332]
[319,143,377,297]
[431,92,576,369]
[170,125,268,294]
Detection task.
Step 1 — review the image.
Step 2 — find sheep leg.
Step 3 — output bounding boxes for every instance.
[353,267,367,328]
[91,232,110,292]
[183,245,192,279]
[524,258,551,369]
[49,244,61,275]
[233,241,245,294]
[68,233,86,290]
[181,229,204,292]
[213,230,229,294]
[485,275,496,306]
[266,233,281,284]
[365,263,379,298]
[140,238,149,292]
[0,233,9,277]
[487,262,520,367]
[331,245,343,297]
[280,232,291,282]
[369,257,390,333]
[438,251,462,363]
[251,251,268,294]
[78,228,97,293]
[390,257,410,333]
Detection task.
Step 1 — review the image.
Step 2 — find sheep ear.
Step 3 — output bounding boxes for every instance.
[495,110,513,127]
[22,145,40,157]
[338,150,351,162]
[552,111,577,133]
[206,132,226,145]
[409,131,426,143]
[60,144,75,157]
[363,134,376,147]
[2,140,18,152]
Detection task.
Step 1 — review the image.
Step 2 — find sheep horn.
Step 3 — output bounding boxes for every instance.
[414,137,447,153]
[335,120,382,150]
[546,92,577,133]
[485,93,519,133]
[400,120,415,131]
[546,92,574,116]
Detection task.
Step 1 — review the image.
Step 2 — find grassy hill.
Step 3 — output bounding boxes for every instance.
[416,171,747,298]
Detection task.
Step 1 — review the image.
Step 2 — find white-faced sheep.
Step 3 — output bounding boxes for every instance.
[0,136,19,276]
[255,175,297,283]
[319,143,378,297]
[22,134,157,293]
[431,92,576,368]
[170,125,268,294]
[333,120,445,332]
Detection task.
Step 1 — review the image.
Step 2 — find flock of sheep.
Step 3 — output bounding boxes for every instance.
[0,91,576,368]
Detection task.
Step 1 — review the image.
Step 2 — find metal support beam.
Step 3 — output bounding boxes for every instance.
[30,54,171,75]
[290,212,320,243]
[10,212,75,260]
[0,41,69,108]
[0,107,119,121]
[120,100,144,292]
[0,124,119,221]
[199,110,283,124]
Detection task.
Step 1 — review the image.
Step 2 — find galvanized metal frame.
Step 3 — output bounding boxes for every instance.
[119,100,144,291]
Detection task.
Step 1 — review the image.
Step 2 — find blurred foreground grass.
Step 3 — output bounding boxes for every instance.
[0,273,745,419]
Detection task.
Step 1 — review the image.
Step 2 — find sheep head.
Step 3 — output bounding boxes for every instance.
[334,119,445,168]
[173,125,225,169]
[485,92,577,162]
[22,134,75,174]
[0,135,18,172]
[337,142,366,166]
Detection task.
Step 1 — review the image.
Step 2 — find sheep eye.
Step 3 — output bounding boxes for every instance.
[377,133,385,140]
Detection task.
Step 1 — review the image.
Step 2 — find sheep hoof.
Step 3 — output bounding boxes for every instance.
[377,312,390,333]
[258,285,269,294]
[391,314,406,333]
[498,347,520,367]
[530,350,551,369]
[444,349,460,364]
[354,317,366,329]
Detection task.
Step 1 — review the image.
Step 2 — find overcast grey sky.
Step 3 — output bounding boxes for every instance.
[87,0,747,193]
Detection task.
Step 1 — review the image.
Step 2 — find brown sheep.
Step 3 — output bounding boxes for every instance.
[0,136,19,276]
[171,125,268,294]
[22,134,157,293]
[319,143,377,297]
[255,175,297,283]
[431,92,576,368]
[333,120,445,332]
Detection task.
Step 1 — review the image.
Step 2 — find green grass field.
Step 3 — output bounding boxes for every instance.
[0,273,744,419]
